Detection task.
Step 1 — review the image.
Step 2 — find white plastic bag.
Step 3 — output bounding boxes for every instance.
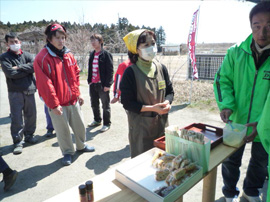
[223,122,247,148]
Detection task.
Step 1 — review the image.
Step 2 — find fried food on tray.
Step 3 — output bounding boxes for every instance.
[152,152,199,188]
[155,168,170,181]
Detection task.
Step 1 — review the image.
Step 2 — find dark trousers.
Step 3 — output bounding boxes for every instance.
[44,105,54,130]
[89,83,111,126]
[8,92,36,144]
[0,156,9,173]
[222,142,268,197]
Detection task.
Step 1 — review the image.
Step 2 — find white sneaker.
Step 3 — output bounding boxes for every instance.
[242,191,262,202]
[88,120,101,127]
[225,196,239,202]
[100,125,110,132]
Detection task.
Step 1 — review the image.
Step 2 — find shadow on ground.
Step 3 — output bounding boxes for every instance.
[0,116,11,125]
[86,145,130,175]
[0,157,68,201]
[85,127,101,141]
[1,134,58,156]
[170,104,189,114]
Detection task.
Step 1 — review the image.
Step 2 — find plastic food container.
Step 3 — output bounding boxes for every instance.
[154,123,223,151]
[223,122,247,148]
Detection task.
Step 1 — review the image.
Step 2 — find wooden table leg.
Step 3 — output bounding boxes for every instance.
[202,167,217,202]
[175,195,183,202]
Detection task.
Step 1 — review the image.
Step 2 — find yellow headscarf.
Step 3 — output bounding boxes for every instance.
[123,29,146,54]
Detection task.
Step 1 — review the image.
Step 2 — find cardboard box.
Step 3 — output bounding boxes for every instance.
[115,148,203,202]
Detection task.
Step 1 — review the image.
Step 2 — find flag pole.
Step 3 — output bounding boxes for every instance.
[188,71,194,104]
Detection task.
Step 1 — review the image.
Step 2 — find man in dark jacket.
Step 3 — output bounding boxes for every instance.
[0,33,37,155]
[87,34,114,132]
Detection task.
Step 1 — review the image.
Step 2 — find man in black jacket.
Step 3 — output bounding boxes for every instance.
[0,33,37,154]
[87,34,113,132]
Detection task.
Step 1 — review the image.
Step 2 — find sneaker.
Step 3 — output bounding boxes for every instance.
[3,170,18,191]
[13,143,23,155]
[45,129,54,138]
[100,125,110,132]
[225,196,239,202]
[88,121,101,127]
[24,135,38,144]
[62,154,72,166]
[77,145,95,152]
[242,191,262,202]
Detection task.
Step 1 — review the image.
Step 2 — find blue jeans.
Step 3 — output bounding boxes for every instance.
[44,105,54,130]
[0,156,9,173]
[222,142,268,197]
[89,83,111,126]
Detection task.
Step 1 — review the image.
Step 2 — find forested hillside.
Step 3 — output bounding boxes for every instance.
[0,18,166,71]
[0,18,166,54]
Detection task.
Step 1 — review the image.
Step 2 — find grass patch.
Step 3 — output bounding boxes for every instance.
[173,80,219,113]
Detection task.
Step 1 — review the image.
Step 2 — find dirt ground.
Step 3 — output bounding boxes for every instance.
[0,70,267,202]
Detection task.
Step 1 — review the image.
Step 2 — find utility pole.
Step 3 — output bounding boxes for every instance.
[118,13,120,30]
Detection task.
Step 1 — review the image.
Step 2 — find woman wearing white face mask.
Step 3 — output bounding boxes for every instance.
[120,29,174,158]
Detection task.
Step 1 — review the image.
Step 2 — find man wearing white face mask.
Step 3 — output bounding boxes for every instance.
[120,29,174,158]
[0,33,37,155]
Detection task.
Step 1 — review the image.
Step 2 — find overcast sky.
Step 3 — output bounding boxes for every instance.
[0,0,256,44]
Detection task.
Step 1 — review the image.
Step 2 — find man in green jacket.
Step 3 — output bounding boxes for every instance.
[257,90,270,202]
[213,2,270,202]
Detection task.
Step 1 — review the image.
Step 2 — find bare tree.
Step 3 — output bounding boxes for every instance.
[66,28,92,72]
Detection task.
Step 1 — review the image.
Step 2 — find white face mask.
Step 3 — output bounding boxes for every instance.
[10,44,21,52]
[139,45,157,61]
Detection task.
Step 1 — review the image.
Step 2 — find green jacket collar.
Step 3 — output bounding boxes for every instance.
[239,34,253,55]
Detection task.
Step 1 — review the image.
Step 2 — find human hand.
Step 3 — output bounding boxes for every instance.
[154,102,171,115]
[220,109,232,123]
[111,97,119,104]
[162,100,171,112]
[78,95,84,106]
[52,105,63,115]
[12,66,18,70]
[104,87,110,92]
[244,122,258,143]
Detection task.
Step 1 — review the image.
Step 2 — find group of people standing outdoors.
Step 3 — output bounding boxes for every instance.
[0,2,270,202]
[0,19,174,191]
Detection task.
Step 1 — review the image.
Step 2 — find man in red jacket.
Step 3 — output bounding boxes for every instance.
[34,23,95,166]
